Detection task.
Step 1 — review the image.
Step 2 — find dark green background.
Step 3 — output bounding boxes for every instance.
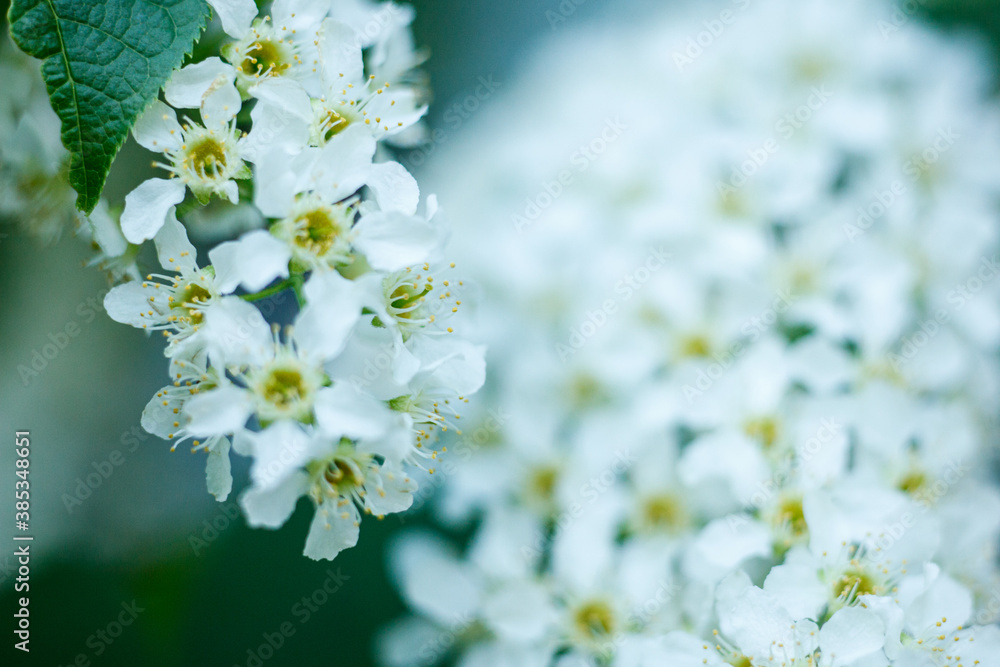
[1,1,998,665]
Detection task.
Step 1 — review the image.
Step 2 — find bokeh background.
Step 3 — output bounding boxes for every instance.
[1,0,999,665]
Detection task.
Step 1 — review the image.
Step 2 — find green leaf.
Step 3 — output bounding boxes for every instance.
[7,0,211,214]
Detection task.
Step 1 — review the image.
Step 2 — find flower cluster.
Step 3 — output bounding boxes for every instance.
[0,36,78,245]
[95,0,484,560]
[382,0,1000,664]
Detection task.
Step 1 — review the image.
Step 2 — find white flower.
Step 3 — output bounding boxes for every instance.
[121,65,249,243]
[77,200,141,283]
[209,229,292,293]
[310,19,426,143]
[140,355,233,500]
[206,0,259,39]
[220,0,327,93]
[253,122,416,218]
[241,18,427,154]
[178,274,373,438]
[218,190,441,288]
[238,421,417,560]
[860,567,1000,666]
[104,211,224,357]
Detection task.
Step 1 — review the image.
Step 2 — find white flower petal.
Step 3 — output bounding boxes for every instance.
[319,19,365,86]
[364,462,417,516]
[353,209,445,272]
[366,161,419,215]
[683,516,771,584]
[241,98,311,161]
[303,498,360,560]
[249,78,313,122]
[206,437,233,501]
[83,200,129,258]
[481,580,558,643]
[184,385,253,436]
[293,271,363,359]
[717,577,797,659]
[200,296,273,367]
[308,124,376,202]
[314,383,392,441]
[132,100,183,153]
[164,57,235,108]
[153,209,198,273]
[247,422,313,490]
[763,561,828,621]
[140,385,181,437]
[201,74,242,129]
[391,531,482,623]
[121,178,186,244]
[104,282,153,327]
[241,470,309,528]
[819,606,886,667]
[411,338,487,396]
[208,230,291,293]
[207,0,258,38]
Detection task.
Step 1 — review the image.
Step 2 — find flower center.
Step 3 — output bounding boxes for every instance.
[163,124,244,200]
[249,358,323,424]
[678,334,712,358]
[832,566,881,601]
[272,196,356,270]
[241,39,292,78]
[897,469,928,495]
[527,465,560,504]
[745,416,780,450]
[323,458,364,494]
[318,106,356,142]
[389,281,432,320]
[295,208,344,255]
[573,600,615,639]
[187,137,228,179]
[264,368,306,406]
[170,281,213,325]
[641,493,685,531]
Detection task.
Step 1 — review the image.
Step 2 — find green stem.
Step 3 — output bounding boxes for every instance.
[290,273,307,308]
[240,278,295,302]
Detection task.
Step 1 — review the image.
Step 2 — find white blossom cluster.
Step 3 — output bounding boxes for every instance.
[2,0,485,561]
[0,37,78,245]
[381,1,1000,665]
